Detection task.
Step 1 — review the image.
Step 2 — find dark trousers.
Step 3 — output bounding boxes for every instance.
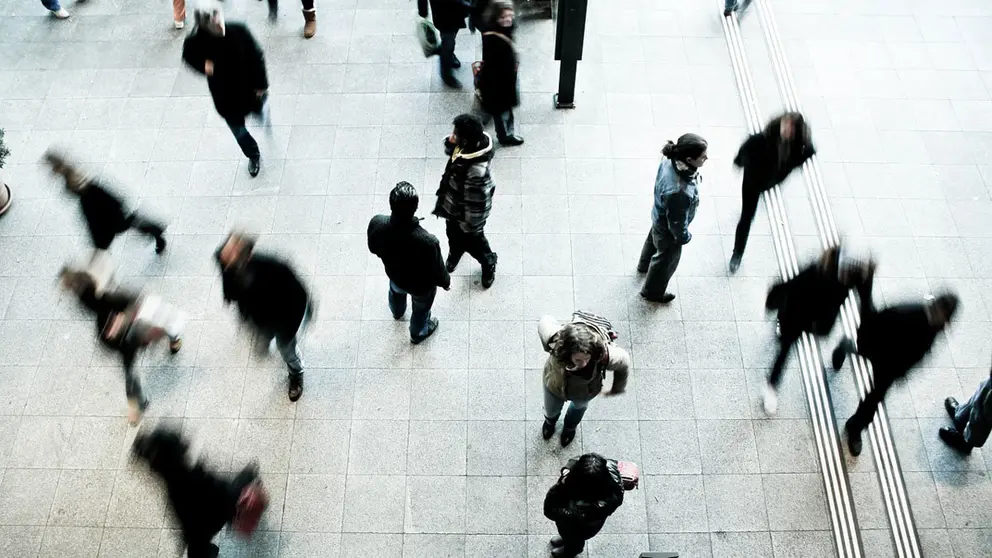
[225,115,261,161]
[493,110,515,140]
[638,225,682,298]
[732,187,762,259]
[439,30,458,78]
[123,364,146,407]
[445,219,497,267]
[389,282,437,338]
[123,213,166,244]
[769,328,801,388]
[848,368,901,435]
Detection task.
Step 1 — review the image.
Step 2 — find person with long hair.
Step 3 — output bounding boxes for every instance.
[637,133,708,303]
[477,0,524,146]
[543,453,625,557]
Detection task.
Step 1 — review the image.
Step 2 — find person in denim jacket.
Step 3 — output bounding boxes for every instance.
[637,134,708,303]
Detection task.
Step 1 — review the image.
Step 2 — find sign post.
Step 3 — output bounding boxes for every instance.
[553,0,588,109]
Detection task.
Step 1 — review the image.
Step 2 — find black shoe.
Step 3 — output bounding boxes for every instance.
[641,292,676,304]
[155,236,167,254]
[945,397,959,419]
[288,374,303,402]
[248,157,261,177]
[445,253,461,273]
[845,418,862,456]
[452,55,461,69]
[481,259,497,289]
[542,419,556,440]
[939,427,973,454]
[560,427,576,447]
[832,340,853,371]
[498,135,524,146]
[411,318,439,344]
[392,310,405,320]
[442,75,463,89]
[728,253,742,274]
[552,546,579,558]
[550,536,565,548]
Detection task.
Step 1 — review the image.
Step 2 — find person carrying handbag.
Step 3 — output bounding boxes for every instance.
[476,0,524,145]
[544,453,626,557]
[418,0,472,88]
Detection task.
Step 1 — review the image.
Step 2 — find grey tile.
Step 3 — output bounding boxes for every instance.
[635,369,694,420]
[465,535,528,557]
[761,473,829,531]
[467,421,526,476]
[342,475,406,533]
[48,469,116,527]
[348,419,408,475]
[408,420,466,476]
[105,469,168,529]
[404,476,466,534]
[282,474,347,532]
[648,533,713,558]
[753,419,819,474]
[704,474,768,532]
[683,321,742,369]
[7,415,71,469]
[402,534,465,558]
[465,476,528,534]
[99,528,163,558]
[933,470,992,528]
[233,419,295,474]
[696,420,759,475]
[39,527,103,558]
[278,533,342,558]
[64,417,127,469]
[0,468,60,525]
[644,475,708,533]
[691,369,751,419]
[0,526,43,558]
[289,420,350,474]
[904,471,948,529]
[770,531,834,557]
[352,369,411,419]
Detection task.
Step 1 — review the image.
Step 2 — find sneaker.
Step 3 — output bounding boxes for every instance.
[248,157,261,178]
[763,385,778,416]
[127,397,148,425]
[728,253,742,274]
[542,419,556,440]
[411,318,439,344]
[945,397,959,419]
[53,8,70,19]
[174,20,185,29]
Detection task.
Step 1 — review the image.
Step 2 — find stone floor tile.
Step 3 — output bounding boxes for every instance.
[704,474,768,532]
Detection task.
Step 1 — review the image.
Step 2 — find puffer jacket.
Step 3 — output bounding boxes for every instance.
[650,158,699,245]
[433,134,496,234]
[543,462,625,542]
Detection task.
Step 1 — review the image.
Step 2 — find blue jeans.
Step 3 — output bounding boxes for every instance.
[725,0,736,9]
[955,378,992,447]
[42,0,62,11]
[388,282,436,338]
[543,386,590,429]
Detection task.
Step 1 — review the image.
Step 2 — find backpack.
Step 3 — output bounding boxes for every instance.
[571,310,619,342]
[232,479,269,536]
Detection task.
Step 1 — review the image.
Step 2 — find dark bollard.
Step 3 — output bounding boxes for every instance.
[553,0,588,109]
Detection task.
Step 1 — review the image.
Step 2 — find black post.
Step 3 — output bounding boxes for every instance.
[553,0,588,109]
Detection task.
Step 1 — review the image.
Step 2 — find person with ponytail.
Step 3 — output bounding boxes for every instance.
[637,134,708,304]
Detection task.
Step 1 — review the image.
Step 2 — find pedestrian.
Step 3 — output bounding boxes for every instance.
[182,2,270,178]
[764,245,874,415]
[173,0,186,28]
[729,112,815,273]
[543,453,625,557]
[432,113,499,288]
[215,232,312,401]
[834,292,958,456]
[43,150,168,256]
[637,134,707,304]
[538,312,630,447]
[368,182,451,344]
[940,365,992,454]
[40,0,70,19]
[724,0,753,17]
[477,0,524,146]
[418,0,471,88]
[262,0,318,38]
[61,269,185,424]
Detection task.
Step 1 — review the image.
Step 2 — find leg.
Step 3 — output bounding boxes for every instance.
[641,228,682,301]
[730,188,761,272]
[388,282,408,320]
[445,220,466,271]
[173,0,186,24]
[41,0,62,11]
[562,399,590,429]
[543,385,567,426]
[462,229,498,288]
[126,212,168,253]
[493,111,509,141]
[846,373,895,455]
[636,228,657,273]
[267,0,278,18]
[769,330,800,389]
[438,31,459,85]
[954,378,987,431]
[224,115,261,161]
[276,334,304,401]
[831,338,856,371]
[123,366,148,424]
[408,287,437,340]
[724,0,738,14]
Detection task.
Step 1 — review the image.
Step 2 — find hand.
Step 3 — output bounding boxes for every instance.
[442,285,451,291]
[255,89,267,99]
[204,59,214,76]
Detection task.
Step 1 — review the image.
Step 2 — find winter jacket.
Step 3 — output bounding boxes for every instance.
[650,158,699,245]
[733,126,815,196]
[854,301,939,377]
[479,29,519,115]
[543,465,625,542]
[962,374,992,447]
[433,134,496,234]
[218,253,309,341]
[368,214,451,295]
[538,316,631,402]
[766,261,873,339]
[469,0,491,31]
[182,23,268,120]
[79,286,142,373]
[418,0,471,31]
[76,180,132,250]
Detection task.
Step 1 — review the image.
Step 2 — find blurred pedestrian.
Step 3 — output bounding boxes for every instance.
[368,182,451,344]
[418,0,471,88]
[40,0,70,19]
[544,453,625,557]
[477,0,524,146]
[174,0,186,28]
[538,312,630,447]
[433,114,499,288]
[638,134,707,304]
[44,150,168,255]
[724,0,753,17]
[215,232,312,401]
[941,365,992,454]
[263,0,318,38]
[764,245,874,415]
[729,112,815,273]
[834,292,958,456]
[182,2,270,178]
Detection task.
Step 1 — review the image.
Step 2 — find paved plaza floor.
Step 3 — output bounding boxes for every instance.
[0,0,991,556]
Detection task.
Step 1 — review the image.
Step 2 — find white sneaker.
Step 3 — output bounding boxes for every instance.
[53,8,70,19]
[174,20,185,29]
[763,385,779,416]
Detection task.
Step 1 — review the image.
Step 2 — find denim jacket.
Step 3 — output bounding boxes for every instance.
[650,159,699,245]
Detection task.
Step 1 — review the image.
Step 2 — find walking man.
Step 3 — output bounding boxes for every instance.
[834,292,958,456]
[183,2,270,177]
[433,114,498,288]
[216,232,312,401]
[418,0,471,88]
[368,182,451,344]
[940,365,992,454]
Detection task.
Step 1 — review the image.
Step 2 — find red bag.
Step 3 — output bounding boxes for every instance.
[232,480,269,536]
[616,460,640,490]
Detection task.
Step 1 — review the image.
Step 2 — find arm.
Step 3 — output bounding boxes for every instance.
[733,134,760,169]
[543,483,578,522]
[181,35,208,75]
[433,242,451,290]
[664,191,693,245]
[604,345,631,394]
[461,164,495,232]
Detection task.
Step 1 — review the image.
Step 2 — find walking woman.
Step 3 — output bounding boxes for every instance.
[477,0,524,146]
[729,112,815,273]
[544,453,625,557]
[637,134,707,303]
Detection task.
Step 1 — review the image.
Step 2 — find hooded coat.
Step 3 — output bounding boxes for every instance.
[182,22,268,120]
[433,134,496,234]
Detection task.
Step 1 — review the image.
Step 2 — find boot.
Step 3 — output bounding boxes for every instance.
[481,254,498,289]
[542,418,556,440]
[845,417,863,456]
[945,397,959,419]
[302,9,316,39]
[939,427,973,454]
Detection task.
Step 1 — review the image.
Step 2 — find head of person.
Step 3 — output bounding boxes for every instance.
[42,149,88,194]
[819,244,873,287]
[193,0,225,36]
[217,231,256,271]
[133,427,190,474]
[552,323,607,372]
[562,453,617,498]
[451,113,485,150]
[926,293,958,330]
[58,266,95,296]
[486,0,515,30]
[389,181,419,222]
[661,133,708,177]
[770,111,807,143]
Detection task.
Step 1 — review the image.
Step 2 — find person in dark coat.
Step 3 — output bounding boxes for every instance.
[368,182,451,343]
[729,112,815,273]
[418,0,471,87]
[544,453,625,558]
[833,291,958,456]
[940,365,992,454]
[433,114,499,288]
[182,3,269,177]
[44,150,167,255]
[216,232,311,401]
[763,245,874,415]
[477,0,523,146]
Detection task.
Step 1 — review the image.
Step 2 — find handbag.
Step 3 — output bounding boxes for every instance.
[232,479,270,536]
[416,17,441,57]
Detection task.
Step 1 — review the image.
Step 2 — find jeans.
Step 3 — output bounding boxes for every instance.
[638,225,682,298]
[439,30,458,79]
[732,186,762,260]
[224,98,270,161]
[41,0,61,11]
[388,282,437,338]
[955,378,992,446]
[123,365,147,408]
[493,110,515,140]
[445,220,497,268]
[544,386,590,429]
[257,303,311,376]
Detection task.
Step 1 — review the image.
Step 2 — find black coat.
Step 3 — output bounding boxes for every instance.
[734,128,815,196]
[479,29,519,115]
[766,263,872,339]
[76,180,132,250]
[418,0,471,31]
[856,303,938,377]
[182,23,268,120]
[543,469,624,542]
[79,286,142,373]
[219,254,309,341]
[368,214,450,295]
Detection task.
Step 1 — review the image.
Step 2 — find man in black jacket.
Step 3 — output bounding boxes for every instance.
[216,232,311,401]
[833,291,958,456]
[182,3,269,177]
[418,0,471,87]
[44,150,167,254]
[368,182,451,344]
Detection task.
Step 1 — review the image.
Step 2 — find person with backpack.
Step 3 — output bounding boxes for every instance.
[543,453,626,557]
[476,0,524,146]
[729,112,815,273]
[418,0,472,88]
[940,364,992,455]
[538,312,630,447]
